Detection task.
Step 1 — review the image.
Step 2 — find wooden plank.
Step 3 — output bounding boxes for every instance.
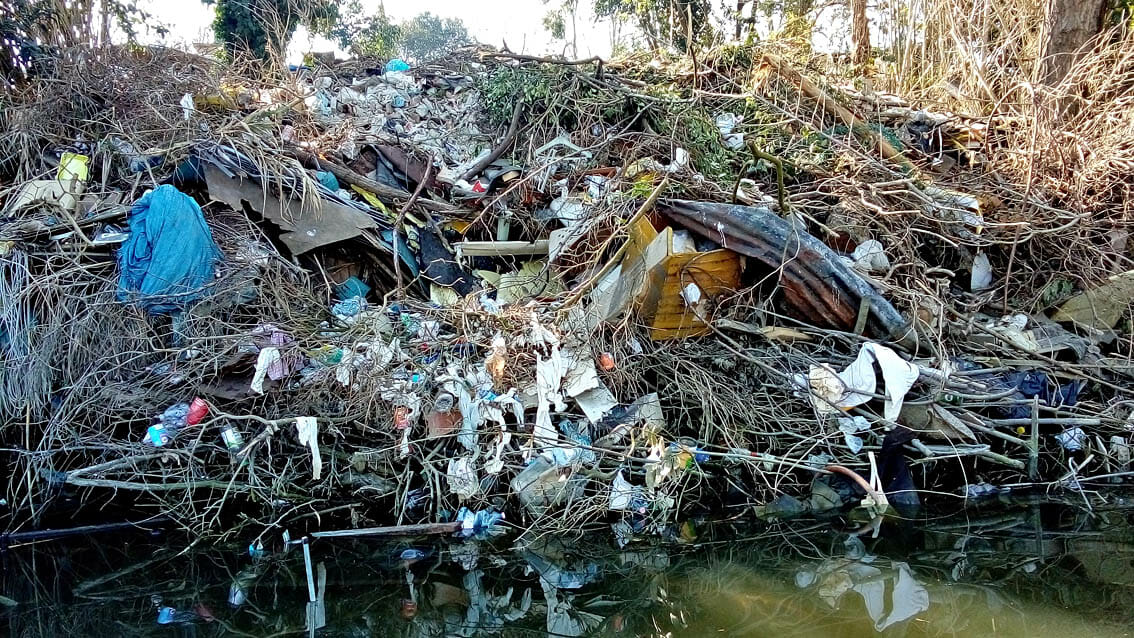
[454,240,550,257]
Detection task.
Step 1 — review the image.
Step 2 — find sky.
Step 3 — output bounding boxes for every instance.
[136,0,618,62]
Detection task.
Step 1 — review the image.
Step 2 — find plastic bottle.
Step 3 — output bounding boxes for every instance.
[433,391,456,413]
[221,424,245,454]
[159,403,190,429]
[186,398,209,425]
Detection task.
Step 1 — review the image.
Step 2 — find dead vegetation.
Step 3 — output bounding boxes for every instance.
[2,18,1134,543]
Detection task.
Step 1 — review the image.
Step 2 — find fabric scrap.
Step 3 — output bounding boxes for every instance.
[251,347,281,394]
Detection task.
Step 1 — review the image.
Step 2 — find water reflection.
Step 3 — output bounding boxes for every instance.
[3,499,1133,637]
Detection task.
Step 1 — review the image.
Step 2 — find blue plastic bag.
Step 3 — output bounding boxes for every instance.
[315,170,340,191]
[385,58,411,72]
[117,185,221,314]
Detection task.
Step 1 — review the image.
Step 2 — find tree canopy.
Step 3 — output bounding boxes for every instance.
[2,0,156,86]
[320,0,398,58]
[318,5,470,63]
[205,0,338,60]
[592,0,712,52]
[399,12,470,62]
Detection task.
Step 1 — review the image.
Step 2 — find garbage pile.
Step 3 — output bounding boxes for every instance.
[2,43,1133,540]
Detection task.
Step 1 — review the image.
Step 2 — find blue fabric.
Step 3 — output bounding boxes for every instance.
[335,276,370,300]
[995,371,1081,419]
[117,185,221,314]
[385,58,410,72]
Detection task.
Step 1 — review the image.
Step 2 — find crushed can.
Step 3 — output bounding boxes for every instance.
[598,352,616,371]
[228,568,257,607]
[433,391,456,413]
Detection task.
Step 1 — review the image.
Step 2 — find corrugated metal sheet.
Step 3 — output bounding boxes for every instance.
[660,199,913,344]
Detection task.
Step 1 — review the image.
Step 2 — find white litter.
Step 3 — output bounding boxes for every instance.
[852,240,891,273]
[797,343,919,421]
[180,93,194,120]
[1055,427,1086,452]
[608,471,640,511]
[446,456,480,499]
[680,282,702,306]
[838,416,871,454]
[533,347,567,448]
[250,347,281,395]
[294,417,322,480]
[574,386,618,423]
[672,230,698,254]
[971,252,993,291]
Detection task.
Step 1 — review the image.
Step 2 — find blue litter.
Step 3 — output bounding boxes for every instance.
[146,424,170,447]
[400,548,427,561]
[335,276,370,300]
[995,371,1082,419]
[385,58,411,72]
[315,170,340,191]
[331,297,366,317]
[455,506,504,538]
[156,606,199,624]
[379,229,420,278]
[116,185,220,314]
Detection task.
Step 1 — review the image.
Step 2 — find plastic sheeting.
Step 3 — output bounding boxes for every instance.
[117,185,220,314]
[798,343,920,421]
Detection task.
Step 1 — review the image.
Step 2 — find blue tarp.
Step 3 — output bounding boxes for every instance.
[117,185,221,314]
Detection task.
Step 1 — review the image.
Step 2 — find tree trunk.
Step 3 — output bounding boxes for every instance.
[100,0,111,49]
[851,0,869,67]
[570,2,578,58]
[1042,0,1108,84]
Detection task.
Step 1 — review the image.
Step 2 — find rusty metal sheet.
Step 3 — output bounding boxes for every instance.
[659,199,913,344]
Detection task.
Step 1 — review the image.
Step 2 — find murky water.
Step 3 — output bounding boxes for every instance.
[3,499,1133,637]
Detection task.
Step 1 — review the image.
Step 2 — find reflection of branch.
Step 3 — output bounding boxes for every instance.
[74,553,167,593]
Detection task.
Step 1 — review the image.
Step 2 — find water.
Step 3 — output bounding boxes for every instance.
[3,499,1133,637]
